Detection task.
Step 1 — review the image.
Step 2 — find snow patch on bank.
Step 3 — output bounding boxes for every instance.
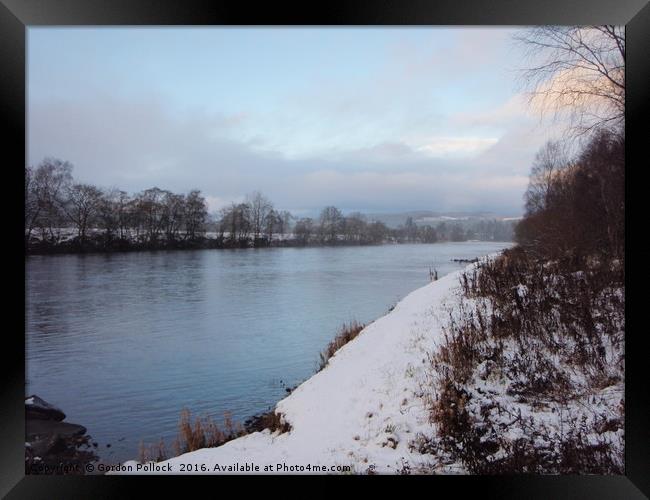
[116,261,487,475]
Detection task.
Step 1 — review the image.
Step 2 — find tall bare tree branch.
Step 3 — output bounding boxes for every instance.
[514,26,625,139]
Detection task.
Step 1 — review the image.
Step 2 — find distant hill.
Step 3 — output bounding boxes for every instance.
[365,211,522,229]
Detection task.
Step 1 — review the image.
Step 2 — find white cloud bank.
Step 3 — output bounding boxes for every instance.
[28,91,544,215]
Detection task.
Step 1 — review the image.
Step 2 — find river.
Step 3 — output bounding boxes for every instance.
[26,241,511,463]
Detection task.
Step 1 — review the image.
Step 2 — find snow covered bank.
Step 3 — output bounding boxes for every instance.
[115,262,477,474]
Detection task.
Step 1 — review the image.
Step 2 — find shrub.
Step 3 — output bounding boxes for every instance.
[244,410,291,434]
[427,247,624,474]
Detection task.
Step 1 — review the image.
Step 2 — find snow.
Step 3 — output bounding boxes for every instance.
[25,397,34,405]
[110,249,623,474]
[114,262,477,475]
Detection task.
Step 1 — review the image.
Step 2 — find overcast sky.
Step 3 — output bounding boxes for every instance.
[28,27,564,216]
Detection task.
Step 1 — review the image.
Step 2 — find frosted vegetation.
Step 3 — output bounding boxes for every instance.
[424,129,625,473]
[428,250,624,473]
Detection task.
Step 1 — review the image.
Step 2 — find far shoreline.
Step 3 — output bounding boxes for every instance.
[25,237,515,258]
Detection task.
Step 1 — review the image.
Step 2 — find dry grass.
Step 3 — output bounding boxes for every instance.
[138,409,249,463]
[426,247,624,474]
[318,320,365,371]
[139,438,168,464]
[174,409,247,455]
[139,407,292,463]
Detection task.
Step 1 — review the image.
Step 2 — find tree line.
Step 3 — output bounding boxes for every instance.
[513,24,625,265]
[25,158,209,253]
[515,128,624,265]
[25,158,514,254]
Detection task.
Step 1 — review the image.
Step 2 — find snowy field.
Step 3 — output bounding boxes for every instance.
[112,262,475,474]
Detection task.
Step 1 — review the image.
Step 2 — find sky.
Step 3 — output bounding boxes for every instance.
[27,27,564,216]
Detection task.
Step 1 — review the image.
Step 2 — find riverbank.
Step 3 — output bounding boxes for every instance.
[114,260,478,474]
[112,244,624,475]
[26,232,512,256]
[25,396,98,474]
[27,241,511,465]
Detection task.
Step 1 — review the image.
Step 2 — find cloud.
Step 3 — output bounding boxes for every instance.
[28,92,532,215]
[30,27,553,218]
[282,169,528,214]
[414,137,499,157]
[385,28,516,83]
[241,29,520,159]
[449,93,531,130]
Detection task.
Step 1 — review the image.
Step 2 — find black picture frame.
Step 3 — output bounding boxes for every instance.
[2,0,647,496]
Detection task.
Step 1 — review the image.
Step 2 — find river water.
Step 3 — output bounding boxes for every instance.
[26,241,511,463]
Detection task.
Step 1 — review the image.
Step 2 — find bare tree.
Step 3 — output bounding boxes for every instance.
[28,158,73,242]
[63,183,103,243]
[161,191,186,241]
[516,128,623,260]
[276,210,293,236]
[136,187,167,243]
[246,191,273,240]
[115,190,131,240]
[97,188,121,239]
[344,212,366,242]
[367,220,389,244]
[319,206,344,243]
[294,217,314,245]
[515,26,625,137]
[524,140,571,215]
[184,190,208,240]
[25,166,37,246]
[404,216,418,242]
[219,202,252,243]
[264,209,282,242]
[419,225,438,243]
